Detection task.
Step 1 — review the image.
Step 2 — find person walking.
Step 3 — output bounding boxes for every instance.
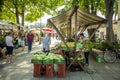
[5,32,14,63]
[21,33,25,51]
[26,31,34,53]
[42,33,51,53]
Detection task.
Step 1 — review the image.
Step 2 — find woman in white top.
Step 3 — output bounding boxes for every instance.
[5,32,14,63]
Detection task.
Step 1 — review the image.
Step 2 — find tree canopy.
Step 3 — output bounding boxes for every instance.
[1,0,64,25]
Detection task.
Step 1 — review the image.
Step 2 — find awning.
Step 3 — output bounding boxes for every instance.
[41,28,56,33]
[0,20,17,30]
[47,7,106,27]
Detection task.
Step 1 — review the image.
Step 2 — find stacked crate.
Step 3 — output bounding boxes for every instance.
[57,64,66,78]
[46,64,54,78]
[33,64,41,77]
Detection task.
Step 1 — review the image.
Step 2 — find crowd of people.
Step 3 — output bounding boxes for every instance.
[0,30,90,66]
[0,30,53,63]
[0,30,35,63]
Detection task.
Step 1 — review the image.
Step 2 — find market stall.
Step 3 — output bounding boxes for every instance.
[47,6,106,71]
[31,6,106,78]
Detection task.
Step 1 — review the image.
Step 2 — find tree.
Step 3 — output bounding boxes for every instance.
[104,0,115,42]
[1,0,64,26]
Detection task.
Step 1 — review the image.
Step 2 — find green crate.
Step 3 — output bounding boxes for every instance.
[61,47,67,50]
[61,47,74,51]
[31,59,43,64]
[54,60,65,64]
[69,47,74,50]
[42,60,54,64]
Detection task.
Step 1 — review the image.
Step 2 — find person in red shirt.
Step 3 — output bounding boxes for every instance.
[27,31,34,53]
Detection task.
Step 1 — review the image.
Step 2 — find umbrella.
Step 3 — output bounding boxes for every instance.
[41,28,56,33]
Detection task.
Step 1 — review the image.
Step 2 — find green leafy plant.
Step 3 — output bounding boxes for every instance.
[81,40,94,50]
[93,41,120,51]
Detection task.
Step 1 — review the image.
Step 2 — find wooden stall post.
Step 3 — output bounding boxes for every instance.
[48,20,71,51]
[67,23,103,71]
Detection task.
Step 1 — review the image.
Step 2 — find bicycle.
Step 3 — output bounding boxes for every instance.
[103,47,120,63]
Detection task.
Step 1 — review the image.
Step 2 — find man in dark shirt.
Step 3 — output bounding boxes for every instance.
[0,42,6,58]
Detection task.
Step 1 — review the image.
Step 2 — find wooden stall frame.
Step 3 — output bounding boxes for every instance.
[47,6,106,72]
[67,23,103,71]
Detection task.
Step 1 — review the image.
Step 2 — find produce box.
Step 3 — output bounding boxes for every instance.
[54,60,65,64]
[31,59,42,64]
[61,47,74,50]
[33,64,41,77]
[57,64,66,78]
[46,64,54,78]
[61,47,67,50]
[43,60,54,64]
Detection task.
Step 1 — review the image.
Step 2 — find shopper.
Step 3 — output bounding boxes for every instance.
[26,31,34,53]
[42,33,51,53]
[5,32,14,63]
[21,33,25,51]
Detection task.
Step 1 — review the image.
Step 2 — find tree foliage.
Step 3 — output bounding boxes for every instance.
[0,0,118,32]
[1,0,64,25]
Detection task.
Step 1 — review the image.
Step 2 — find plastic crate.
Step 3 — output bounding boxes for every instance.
[46,64,54,78]
[61,47,67,50]
[61,47,74,51]
[57,64,66,78]
[33,64,41,77]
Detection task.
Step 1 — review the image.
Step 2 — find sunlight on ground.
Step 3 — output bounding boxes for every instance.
[0,74,2,78]
[31,49,41,53]
[105,65,110,70]
[1,61,7,64]
[5,76,11,80]
[17,61,31,68]
[21,70,30,73]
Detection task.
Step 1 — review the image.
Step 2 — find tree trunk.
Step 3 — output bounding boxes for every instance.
[104,0,115,42]
[90,0,94,13]
[15,6,20,24]
[117,0,120,42]
[0,0,4,12]
[21,8,24,26]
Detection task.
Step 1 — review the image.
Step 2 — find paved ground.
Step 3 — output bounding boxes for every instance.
[0,43,120,80]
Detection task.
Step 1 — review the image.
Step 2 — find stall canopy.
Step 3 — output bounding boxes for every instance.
[41,28,56,33]
[47,7,106,71]
[47,7,106,27]
[0,20,17,29]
